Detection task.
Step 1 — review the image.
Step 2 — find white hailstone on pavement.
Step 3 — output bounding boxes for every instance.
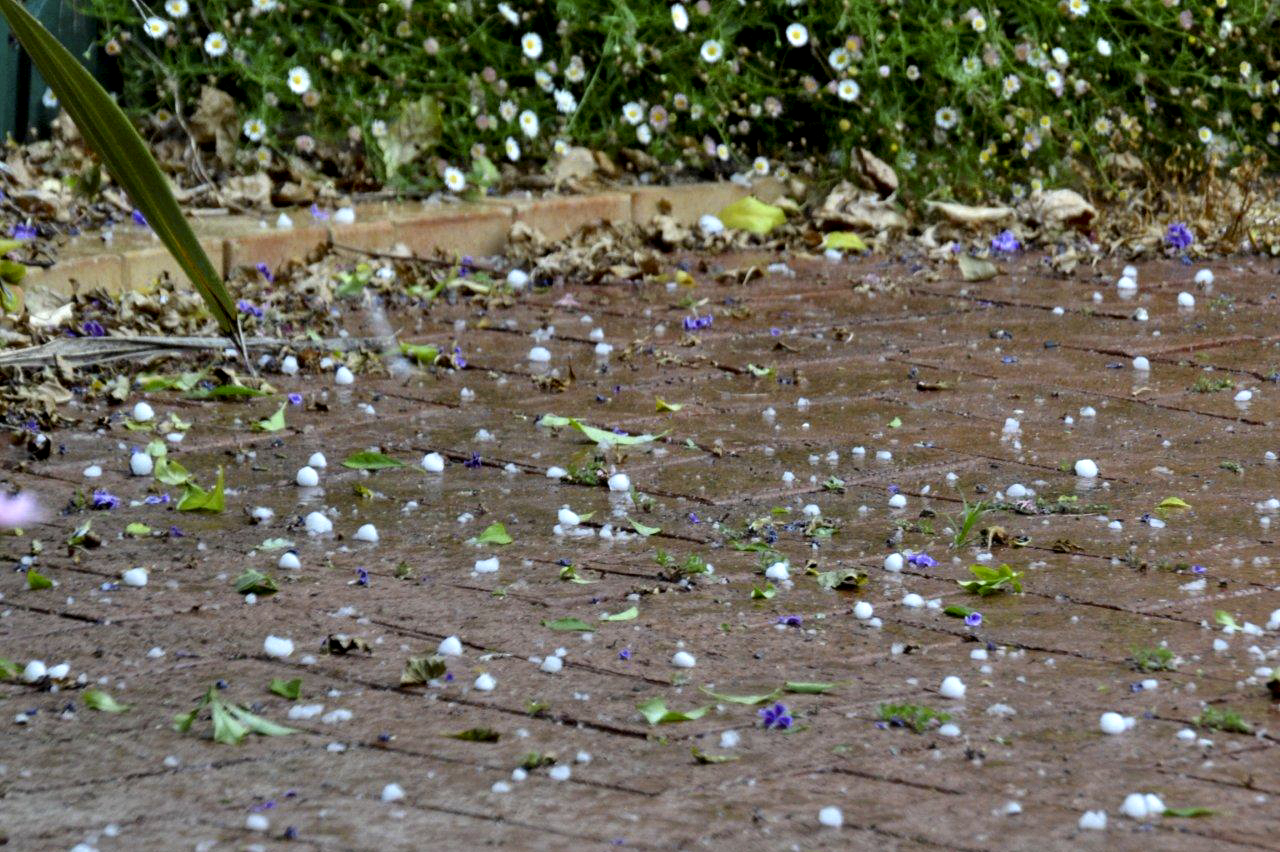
[1177,292,1196,308]
[305,511,333,534]
[421,452,445,472]
[1194,269,1214,285]
[883,553,904,572]
[84,465,102,478]
[939,675,967,699]
[607,472,631,492]
[474,673,496,691]
[334,366,355,385]
[437,635,463,657]
[507,269,530,289]
[818,806,844,828]
[699,214,725,235]
[263,635,294,658]
[1099,711,1127,734]
[279,551,301,570]
[1002,417,1021,434]
[719,730,740,749]
[1006,483,1029,499]
[381,783,405,803]
[333,206,356,225]
[802,504,821,518]
[888,493,907,509]
[1132,356,1150,371]
[1074,459,1099,478]
[1121,792,1165,820]
[540,655,563,673]
[281,355,299,375]
[296,466,320,487]
[937,722,961,737]
[1078,811,1107,831]
[474,557,499,573]
[595,342,614,357]
[246,814,270,832]
[853,601,874,620]
[558,506,581,526]
[546,466,567,479]
[1122,264,1138,280]
[47,663,70,679]
[129,451,153,476]
[309,452,327,468]
[902,593,924,608]
[121,567,148,587]
[548,765,571,782]
[765,562,790,582]
[1115,276,1137,291]
[276,213,293,229]
[671,651,697,668]
[132,401,155,422]
[21,660,47,683]
[527,346,551,362]
[354,524,379,543]
[1235,389,1254,402]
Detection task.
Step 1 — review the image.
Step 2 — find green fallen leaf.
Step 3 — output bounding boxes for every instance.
[447,727,501,742]
[186,384,271,400]
[26,567,54,590]
[1158,497,1191,510]
[718,196,787,235]
[342,451,405,470]
[751,582,777,600]
[655,398,684,412]
[958,563,1022,596]
[541,617,595,632]
[745,363,775,378]
[83,688,130,713]
[943,604,974,619]
[400,654,448,685]
[153,457,192,486]
[700,686,781,705]
[538,414,663,447]
[473,522,513,546]
[0,658,22,680]
[601,606,639,622]
[253,403,287,433]
[124,522,152,537]
[628,517,661,537]
[1163,806,1214,818]
[235,569,279,596]
[260,538,294,550]
[785,681,837,694]
[177,467,226,513]
[888,416,902,429]
[269,678,301,700]
[637,697,711,725]
[558,564,595,584]
[822,231,868,251]
[1214,610,1242,631]
[691,746,739,764]
[958,253,999,282]
[399,342,440,365]
[224,702,296,739]
[814,568,867,591]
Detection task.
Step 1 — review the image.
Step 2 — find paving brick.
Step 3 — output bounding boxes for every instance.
[223,222,329,274]
[120,237,225,292]
[21,250,124,297]
[631,182,753,226]
[391,203,513,258]
[495,191,633,241]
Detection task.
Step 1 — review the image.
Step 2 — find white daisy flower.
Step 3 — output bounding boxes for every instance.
[1096,37,1111,57]
[243,118,267,141]
[554,89,577,114]
[163,0,188,18]
[636,124,652,145]
[251,0,278,11]
[521,32,543,60]
[715,142,730,161]
[1093,116,1113,134]
[565,61,586,83]
[504,136,521,162]
[553,138,569,156]
[1067,0,1088,17]
[142,17,171,39]
[534,69,553,91]
[518,109,539,139]
[836,79,860,102]
[444,167,466,192]
[287,66,311,95]
[370,119,387,138]
[671,3,689,32]
[1002,74,1021,97]
[700,39,723,63]
[1198,126,1213,144]
[203,32,229,57]
[971,14,987,33]
[785,23,808,47]
[499,100,518,122]
[752,156,770,176]
[962,56,981,75]
[1051,47,1069,66]
[935,106,958,129]
[622,101,644,125]
[497,2,519,24]
[828,48,850,71]
[255,147,272,167]
[1045,68,1063,91]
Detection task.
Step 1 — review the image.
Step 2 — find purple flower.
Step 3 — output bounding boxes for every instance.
[90,489,120,510]
[308,204,330,221]
[452,346,467,369]
[9,223,37,240]
[463,452,482,469]
[236,299,264,319]
[682,314,713,332]
[80,320,106,337]
[143,493,170,505]
[1166,222,1194,251]
[991,229,1021,253]
[887,484,900,495]
[458,255,474,278]
[777,615,803,627]
[965,612,983,627]
[907,552,937,569]
[131,210,149,228]
[618,648,631,661]
[288,393,303,405]
[758,702,793,730]
[255,262,275,283]
[1191,564,1206,574]
[356,567,369,586]
[769,327,781,337]
[168,525,184,537]
[688,512,701,524]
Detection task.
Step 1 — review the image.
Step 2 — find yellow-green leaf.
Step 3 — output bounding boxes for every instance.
[655,398,684,413]
[627,517,661,537]
[541,617,594,632]
[601,606,638,621]
[718,196,787,236]
[26,568,54,590]
[177,467,226,513]
[822,231,867,251]
[473,522,513,546]
[253,403,287,433]
[84,689,130,713]
[1158,497,1191,510]
[637,697,710,725]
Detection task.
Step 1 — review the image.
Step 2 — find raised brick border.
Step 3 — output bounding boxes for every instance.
[21,180,781,297]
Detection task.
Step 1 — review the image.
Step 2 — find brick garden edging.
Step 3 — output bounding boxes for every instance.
[23,180,784,297]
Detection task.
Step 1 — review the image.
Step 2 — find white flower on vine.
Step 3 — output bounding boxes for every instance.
[142,17,170,39]
[203,32,229,57]
[287,66,311,95]
[521,33,543,60]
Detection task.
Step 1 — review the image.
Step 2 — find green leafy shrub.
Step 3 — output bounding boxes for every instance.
[78,0,1280,196]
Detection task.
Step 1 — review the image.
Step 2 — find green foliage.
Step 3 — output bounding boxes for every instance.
[957,562,1023,596]
[1194,706,1252,735]
[946,499,987,548]
[877,702,950,733]
[173,685,295,744]
[0,0,240,343]
[1130,646,1176,672]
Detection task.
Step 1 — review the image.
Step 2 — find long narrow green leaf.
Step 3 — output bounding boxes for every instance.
[0,0,239,341]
